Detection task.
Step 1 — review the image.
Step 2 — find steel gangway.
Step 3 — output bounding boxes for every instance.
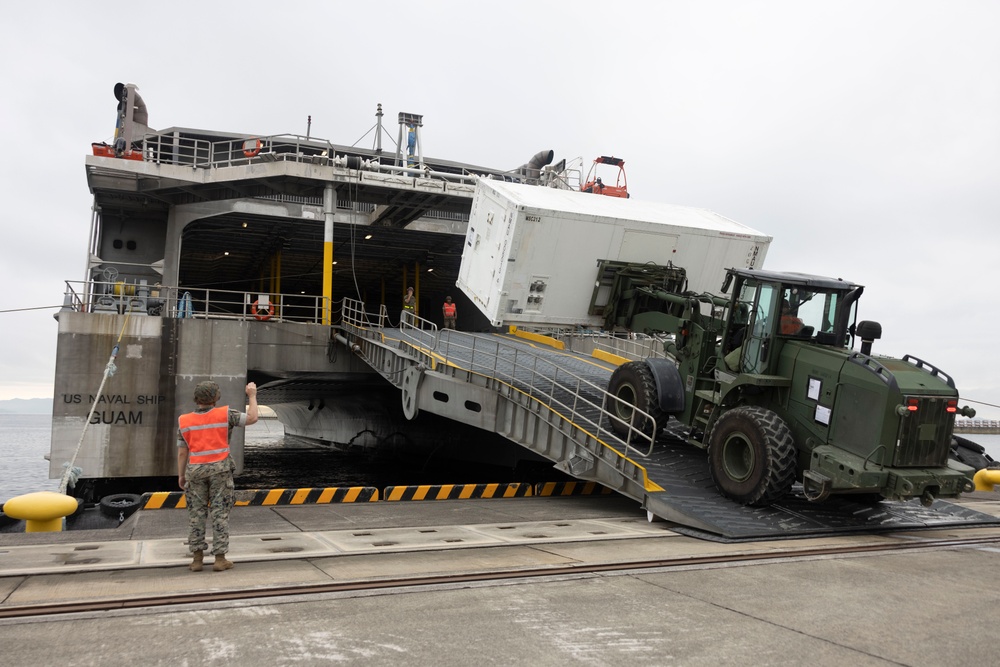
[337,299,1000,541]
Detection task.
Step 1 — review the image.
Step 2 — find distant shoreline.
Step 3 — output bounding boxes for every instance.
[0,398,52,415]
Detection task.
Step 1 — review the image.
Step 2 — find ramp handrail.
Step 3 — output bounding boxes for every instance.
[589,333,672,362]
[341,297,390,330]
[341,298,657,460]
[400,309,440,350]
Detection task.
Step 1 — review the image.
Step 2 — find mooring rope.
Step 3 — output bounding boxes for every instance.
[58,306,133,495]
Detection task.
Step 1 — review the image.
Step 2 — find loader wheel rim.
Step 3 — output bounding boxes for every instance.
[614,384,637,421]
[721,434,755,482]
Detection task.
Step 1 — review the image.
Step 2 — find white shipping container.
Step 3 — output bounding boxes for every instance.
[457,179,772,328]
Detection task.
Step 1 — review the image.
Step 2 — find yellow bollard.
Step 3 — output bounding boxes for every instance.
[973,468,1000,492]
[3,491,79,532]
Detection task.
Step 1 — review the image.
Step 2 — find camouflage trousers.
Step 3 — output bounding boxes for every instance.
[185,458,235,555]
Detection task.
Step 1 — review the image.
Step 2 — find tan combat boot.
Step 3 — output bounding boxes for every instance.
[213,553,234,571]
[189,550,204,572]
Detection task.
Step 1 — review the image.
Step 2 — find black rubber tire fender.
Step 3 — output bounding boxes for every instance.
[707,405,797,506]
[69,497,86,517]
[605,361,668,439]
[99,493,142,519]
[951,435,994,471]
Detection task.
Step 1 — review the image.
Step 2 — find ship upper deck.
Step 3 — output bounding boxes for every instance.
[83,124,571,309]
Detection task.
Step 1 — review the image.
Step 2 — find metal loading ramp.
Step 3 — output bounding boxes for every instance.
[338,301,1000,541]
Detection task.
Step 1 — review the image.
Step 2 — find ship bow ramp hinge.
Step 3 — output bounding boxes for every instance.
[557,452,597,478]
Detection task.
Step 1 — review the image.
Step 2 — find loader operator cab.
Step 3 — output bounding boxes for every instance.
[721,269,863,374]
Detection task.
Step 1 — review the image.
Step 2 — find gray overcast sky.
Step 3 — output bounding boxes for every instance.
[1,1,998,418]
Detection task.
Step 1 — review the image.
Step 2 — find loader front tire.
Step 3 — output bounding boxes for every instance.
[707,406,796,506]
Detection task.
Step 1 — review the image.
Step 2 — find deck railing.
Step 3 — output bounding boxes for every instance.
[60,279,336,325]
[117,128,595,194]
[131,131,487,186]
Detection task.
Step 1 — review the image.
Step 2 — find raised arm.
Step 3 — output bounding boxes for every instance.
[245,382,259,425]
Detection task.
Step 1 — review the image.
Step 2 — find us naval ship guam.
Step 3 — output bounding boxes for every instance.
[51,85,588,502]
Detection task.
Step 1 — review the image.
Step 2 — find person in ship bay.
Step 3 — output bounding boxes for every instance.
[442,295,457,329]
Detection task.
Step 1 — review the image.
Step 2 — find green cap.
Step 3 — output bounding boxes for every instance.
[193,381,220,405]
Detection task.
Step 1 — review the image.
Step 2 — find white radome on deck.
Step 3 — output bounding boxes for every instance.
[458,179,773,328]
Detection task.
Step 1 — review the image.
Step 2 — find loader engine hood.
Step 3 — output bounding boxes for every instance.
[831,352,958,468]
[778,342,959,470]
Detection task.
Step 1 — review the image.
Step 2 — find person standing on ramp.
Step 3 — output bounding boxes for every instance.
[442,295,457,329]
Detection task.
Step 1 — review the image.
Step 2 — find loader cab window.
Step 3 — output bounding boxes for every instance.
[738,281,778,374]
[785,286,856,347]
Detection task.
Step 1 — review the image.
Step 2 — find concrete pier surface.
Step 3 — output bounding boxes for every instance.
[3,493,1000,666]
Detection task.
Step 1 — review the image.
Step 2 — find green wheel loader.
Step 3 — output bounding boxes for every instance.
[598,262,983,507]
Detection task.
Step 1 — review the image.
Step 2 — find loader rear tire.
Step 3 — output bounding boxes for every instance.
[707,406,797,506]
[605,361,667,440]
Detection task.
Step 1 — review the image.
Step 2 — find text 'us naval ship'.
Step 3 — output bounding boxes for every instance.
[49,83,998,541]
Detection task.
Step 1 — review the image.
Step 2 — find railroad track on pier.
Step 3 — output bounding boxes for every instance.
[3,533,999,621]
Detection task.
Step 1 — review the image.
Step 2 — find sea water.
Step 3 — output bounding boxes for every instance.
[3,413,1000,505]
[0,414,59,501]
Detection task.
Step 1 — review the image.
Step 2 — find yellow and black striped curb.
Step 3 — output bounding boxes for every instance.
[141,482,611,508]
[142,487,379,509]
[383,482,532,502]
[142,492,185,509]
[534,481,614,497]
[235,487,379,506]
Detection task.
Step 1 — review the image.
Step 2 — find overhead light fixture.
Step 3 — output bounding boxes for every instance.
[332,260,338,265]
[427,267,434,272]
[364,234,372,240]
[241,222,247,228]
[224,251,230,256]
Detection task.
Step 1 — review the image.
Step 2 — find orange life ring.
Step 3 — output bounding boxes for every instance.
[252,300,271,321]
[243,138,262,158]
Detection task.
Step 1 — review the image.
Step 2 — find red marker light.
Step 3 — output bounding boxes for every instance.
[946,399,958,414]
[906,398,919,412]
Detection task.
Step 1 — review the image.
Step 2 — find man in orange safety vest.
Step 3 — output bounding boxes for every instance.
[177,380,258,572]
[442,295,457,329]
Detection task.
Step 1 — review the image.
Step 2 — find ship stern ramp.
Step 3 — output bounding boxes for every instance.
[338,303,1000,541]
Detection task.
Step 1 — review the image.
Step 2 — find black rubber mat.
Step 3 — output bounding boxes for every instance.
[644,440,1000,542]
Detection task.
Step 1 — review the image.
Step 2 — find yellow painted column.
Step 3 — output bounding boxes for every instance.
[322,185,335,324]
